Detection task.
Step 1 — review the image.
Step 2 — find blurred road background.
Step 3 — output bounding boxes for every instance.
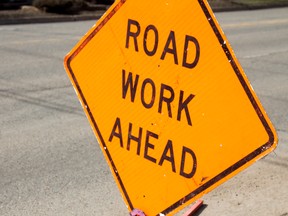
[0,6,288,216]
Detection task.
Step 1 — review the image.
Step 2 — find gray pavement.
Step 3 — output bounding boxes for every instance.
[0,7,288,216]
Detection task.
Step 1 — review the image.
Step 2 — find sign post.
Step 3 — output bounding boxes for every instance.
[64,0,277,215]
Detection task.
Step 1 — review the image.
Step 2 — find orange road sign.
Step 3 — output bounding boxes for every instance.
[64,0,278,215]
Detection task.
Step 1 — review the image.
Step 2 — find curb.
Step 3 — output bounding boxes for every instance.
[0,12,104,25]
[211,2,288,12]
[0,4,288,25]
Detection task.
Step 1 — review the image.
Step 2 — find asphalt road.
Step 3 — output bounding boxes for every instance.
[0,7,288,216]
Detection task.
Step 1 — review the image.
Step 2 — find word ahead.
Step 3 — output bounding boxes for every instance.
[109,117,197,179]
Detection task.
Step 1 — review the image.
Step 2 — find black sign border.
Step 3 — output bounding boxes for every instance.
[65,0,276,215]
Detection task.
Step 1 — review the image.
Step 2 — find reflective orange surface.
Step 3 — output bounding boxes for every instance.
[64,0,277,215]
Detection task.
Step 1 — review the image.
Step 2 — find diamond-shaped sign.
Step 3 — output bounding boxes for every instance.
[64,0,277,215]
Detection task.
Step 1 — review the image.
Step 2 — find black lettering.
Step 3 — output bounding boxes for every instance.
[182,35,200,69]
[177,91,195,126]
[143,25,159,56]
[144,131,157,163]
[127,122,142,155]
[158,84,175,118]
[180,146,197,178]
[158,140,176,173]
[160,31,178,65]
[122,69,139,102]
[141,78,156,109]
[108,117,123,147]
[126,19,141,51]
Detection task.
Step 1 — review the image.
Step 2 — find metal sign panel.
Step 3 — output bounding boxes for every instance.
[64,0,277,215]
